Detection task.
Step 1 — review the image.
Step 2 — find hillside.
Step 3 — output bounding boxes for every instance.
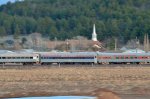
[0,0,150,43]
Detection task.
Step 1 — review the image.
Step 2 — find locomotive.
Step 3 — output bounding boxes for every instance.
[0,51,149,65]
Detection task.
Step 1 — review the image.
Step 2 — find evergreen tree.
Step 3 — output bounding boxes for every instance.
[0,0,149,43]
[14,25,20,39]
[0,27,6,37]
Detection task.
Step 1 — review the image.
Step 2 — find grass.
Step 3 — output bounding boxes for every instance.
[0,66,150,98]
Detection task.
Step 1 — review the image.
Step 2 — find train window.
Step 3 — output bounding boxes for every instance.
[41,57,44,59]
[2,57,5,59]
[138,57,141,59]
[116,57,119,59]
[0,57,1,59]
[134,57,137,59]
[130,57,133,59]
[145,57,148,59]
[30,57,33,59]
[121,57,124,59]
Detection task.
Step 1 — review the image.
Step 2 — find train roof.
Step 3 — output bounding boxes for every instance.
[98,52,150,55]
[0,50,14,54]
[0,53,38,56]
[38,51,97,56]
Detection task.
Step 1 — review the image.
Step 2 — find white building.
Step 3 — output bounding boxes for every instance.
[92,24,97,41]
[123,49,145,53]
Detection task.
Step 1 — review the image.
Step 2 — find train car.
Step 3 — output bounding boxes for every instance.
[97,52,150,64]
[39,52,97,65]
[0,53,39,65]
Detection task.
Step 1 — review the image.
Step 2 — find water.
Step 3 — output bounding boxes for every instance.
[9,96,96,99]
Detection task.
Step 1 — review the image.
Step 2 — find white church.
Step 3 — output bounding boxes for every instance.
[92,24,97,41]
[91,24,102,49]
[45,24,103,51]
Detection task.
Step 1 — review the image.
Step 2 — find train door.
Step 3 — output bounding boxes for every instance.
[33,54,40,64]
[94,55,97,64]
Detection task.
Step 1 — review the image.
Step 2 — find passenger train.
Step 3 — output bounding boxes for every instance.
[0,51,149,65]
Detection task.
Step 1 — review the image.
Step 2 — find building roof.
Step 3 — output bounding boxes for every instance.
[123,49,145,53]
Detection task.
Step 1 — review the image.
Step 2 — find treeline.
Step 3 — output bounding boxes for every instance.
[0,0,150,43]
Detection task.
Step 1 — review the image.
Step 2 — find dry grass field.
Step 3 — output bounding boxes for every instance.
[0,65,150,99]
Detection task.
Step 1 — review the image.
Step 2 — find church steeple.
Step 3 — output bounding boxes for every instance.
[92,24,97,41]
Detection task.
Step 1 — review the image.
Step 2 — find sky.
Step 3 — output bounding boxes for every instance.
[0,0,21,5]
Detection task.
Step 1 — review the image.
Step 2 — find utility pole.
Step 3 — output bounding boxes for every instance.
[114,38,117,51]
[147,33,149,52]
[66,39,69,52]
[144,34,146,51]
[54,37,57,50]
[144,33,149,52]
[136,37,139,53]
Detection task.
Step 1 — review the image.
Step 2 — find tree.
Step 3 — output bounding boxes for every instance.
[0,0,149,43]
[14,25,20,39]
[0,27,6,37]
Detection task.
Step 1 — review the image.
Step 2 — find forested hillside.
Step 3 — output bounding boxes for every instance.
[0,0,150,43]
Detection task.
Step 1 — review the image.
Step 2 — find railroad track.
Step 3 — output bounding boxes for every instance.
[0,64,149,69]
